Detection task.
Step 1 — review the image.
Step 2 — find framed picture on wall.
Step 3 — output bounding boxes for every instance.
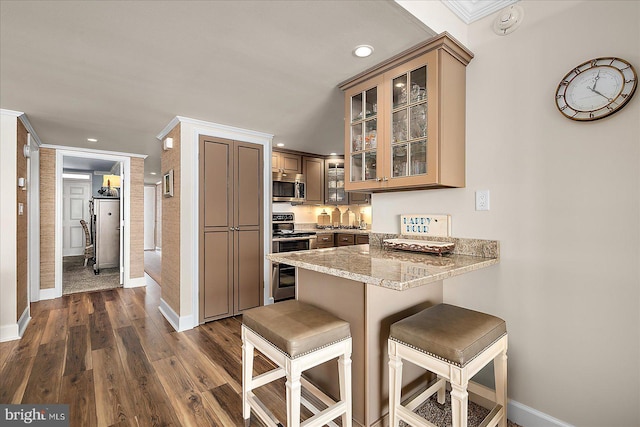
[163,169,174,197]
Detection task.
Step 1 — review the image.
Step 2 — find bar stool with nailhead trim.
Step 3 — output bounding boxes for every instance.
[388,303,508,427]
[242,299,352,427]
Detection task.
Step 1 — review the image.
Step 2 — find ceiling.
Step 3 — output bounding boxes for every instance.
[1,1,510,184]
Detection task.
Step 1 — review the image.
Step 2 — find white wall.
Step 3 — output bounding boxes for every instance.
[375,1,639,426]
[0,111,20,341]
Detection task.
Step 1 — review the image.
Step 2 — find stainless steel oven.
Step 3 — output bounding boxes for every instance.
[271,213,316,302]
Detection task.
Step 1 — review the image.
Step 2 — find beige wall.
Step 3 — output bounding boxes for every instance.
[129,157,145,279]
[155,182,162,249]
[39,147,56,290]
[16,120,28,319]
[161,123,181,313]
[374,1,639,426]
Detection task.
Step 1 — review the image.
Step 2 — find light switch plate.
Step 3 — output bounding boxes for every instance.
[400,214,451,237]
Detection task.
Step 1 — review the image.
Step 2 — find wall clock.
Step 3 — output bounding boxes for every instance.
[555,57,637,121]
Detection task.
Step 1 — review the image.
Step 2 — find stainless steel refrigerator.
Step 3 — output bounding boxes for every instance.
[92,198,120,274]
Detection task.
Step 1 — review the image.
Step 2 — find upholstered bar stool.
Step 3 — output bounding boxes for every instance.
[242,300,353,427]
[388,304,508,427]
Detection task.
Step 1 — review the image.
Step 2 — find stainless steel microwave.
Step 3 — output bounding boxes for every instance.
[272,172,305,203]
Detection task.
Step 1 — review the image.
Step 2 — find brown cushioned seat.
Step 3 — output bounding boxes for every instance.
[389,303,506,367]
[242,300,351,358]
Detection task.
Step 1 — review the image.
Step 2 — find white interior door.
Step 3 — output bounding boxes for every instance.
[63,179,92,257]
[143,186,156,250]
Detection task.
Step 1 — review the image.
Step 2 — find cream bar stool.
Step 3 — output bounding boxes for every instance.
[388,304,508,427]
[242,300,352,427]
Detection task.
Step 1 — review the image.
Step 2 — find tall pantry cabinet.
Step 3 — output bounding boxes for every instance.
[199,136,264,322]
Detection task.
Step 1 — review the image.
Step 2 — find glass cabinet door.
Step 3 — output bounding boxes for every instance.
[350,86,378,183]
[326,159,347,205]
[390,65,428,179]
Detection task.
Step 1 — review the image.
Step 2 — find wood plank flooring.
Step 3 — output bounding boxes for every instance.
[0,277,301,427]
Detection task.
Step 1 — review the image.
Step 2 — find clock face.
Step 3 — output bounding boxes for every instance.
[555,57,637,121]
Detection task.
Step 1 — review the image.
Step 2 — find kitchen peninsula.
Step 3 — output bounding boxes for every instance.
[266,234,499,427]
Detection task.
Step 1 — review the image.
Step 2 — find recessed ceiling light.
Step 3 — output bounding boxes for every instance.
[353,45,374,58]
[330,152,337,156]
[87,138,98,142]
[276,143,285,147]
[150,172,157,175]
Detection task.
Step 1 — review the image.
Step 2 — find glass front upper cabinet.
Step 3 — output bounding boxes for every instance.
[350,87,377,183]
[391,65,427,178]
[340,33,473,192]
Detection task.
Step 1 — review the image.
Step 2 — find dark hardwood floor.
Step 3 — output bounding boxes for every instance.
[0,277,304,427]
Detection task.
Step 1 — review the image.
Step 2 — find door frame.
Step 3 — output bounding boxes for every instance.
[41,148,133,299]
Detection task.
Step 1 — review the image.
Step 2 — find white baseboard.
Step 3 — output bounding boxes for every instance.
[39,287,60,301]
[159,298,195,332]
[125,276,146,288]
[0,323,19,342]
[508,399,574,427]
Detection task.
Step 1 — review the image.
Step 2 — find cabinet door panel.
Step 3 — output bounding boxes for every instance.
[303,156,324,204]
[204,140,232,228]
[236,144,262,228]
[281,154,301,173]
[235,229,262,313]
[203,230,232,319]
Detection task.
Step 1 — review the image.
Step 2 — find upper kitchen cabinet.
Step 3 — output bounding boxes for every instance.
[325,157,348,205]
[272,150,302,174]
[303,156,324,204]
[340,33,473,192]
[325,157,370,205]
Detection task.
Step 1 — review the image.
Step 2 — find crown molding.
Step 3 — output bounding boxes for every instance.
[441,0,520,24]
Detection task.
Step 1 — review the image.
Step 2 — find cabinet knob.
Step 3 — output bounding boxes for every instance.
[382,176,389,182]
[229,227,234,231]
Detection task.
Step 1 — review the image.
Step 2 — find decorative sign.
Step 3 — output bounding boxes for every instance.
[400,214,451,237]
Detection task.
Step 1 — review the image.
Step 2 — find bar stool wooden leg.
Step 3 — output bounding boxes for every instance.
[241,328,254,426]
[436,375,446,405]
[387,340,403,427]
[495,349,508,427]
[450,379,469,427]
[338,351,353,427]
[286,359,302,427]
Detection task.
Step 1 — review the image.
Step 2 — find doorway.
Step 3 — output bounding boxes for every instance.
[57,152,126,296]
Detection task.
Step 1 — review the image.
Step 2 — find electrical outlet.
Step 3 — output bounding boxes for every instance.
[475,190,490,211]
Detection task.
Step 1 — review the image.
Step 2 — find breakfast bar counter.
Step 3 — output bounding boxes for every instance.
[266,234,499,426]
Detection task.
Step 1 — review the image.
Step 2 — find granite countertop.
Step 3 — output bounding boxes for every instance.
[314,229,370,235]
[267,235,499,291]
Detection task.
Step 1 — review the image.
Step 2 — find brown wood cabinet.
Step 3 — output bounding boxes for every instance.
[355,234,369,245]
[336,233,355,246]
[272,150,302,174]
[200,136,263,322]
[340,33,473,192]
[303,156,324,204]
[316,233,335,248]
